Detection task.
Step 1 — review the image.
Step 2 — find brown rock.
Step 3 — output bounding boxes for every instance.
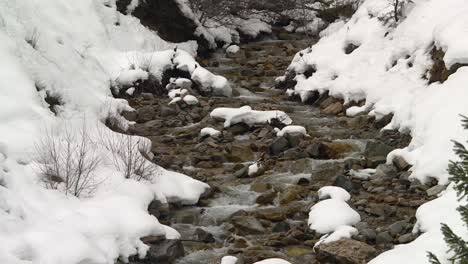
[322,102,343,115]
[316,239,377,264]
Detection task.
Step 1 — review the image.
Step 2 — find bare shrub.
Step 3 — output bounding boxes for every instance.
[35,122,101,197]
[98,129,161,182]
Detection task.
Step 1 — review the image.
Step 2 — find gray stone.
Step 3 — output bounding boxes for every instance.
[145,239,185,263]
[392,155,411,171]
[398,233,414,243]
[122,110,137,121]
[305,142,328,159]
[361,228,377,241]
[234,166,249,178]
[228,122,250,135]
[269,136,290,155]
[375,164,398,178]
[333,175,354,192]
[195,228,215,243]
[285,132,304,148]
[232,216,266,235]
[136,105,156,123]
[364,141,394,158]
[316,239,377,264]
[255,190,277,205]
[272,221,291,233]
[159,106,177,117]
[388,220,407,236]
[376,231,393,244]
[426,185,446,197]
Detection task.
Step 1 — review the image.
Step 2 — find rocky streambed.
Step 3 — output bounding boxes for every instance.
[122,33,444,264]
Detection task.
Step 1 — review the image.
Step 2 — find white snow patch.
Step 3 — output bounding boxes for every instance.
[226,45,240,54]
[308,199,361,234]
[200,127,221,138]
[183,95,199,105]
[276,125,307,137]
[318,186,351,202]
[315,225,359,247]
[254,259,292,264]
[210,106,292,128]
[221,256,239,264]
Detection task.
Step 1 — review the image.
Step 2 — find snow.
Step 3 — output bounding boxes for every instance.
[115,69,149,87]
[221,256,238,264]
[226,45,240,54]
[276,125,308,137]
[191,66,232,97]
[0,0,217,263]
[285,0,468,262]
[315,225,358,247]
[210,106,293,128]
[166,78,193,90]
[308,199,361,234]
[248,163,260,177]
[182,95,199,105]
[200,127,221,138]
[253,259,292,264]
[350,168,376,180]
[318,186,351,202]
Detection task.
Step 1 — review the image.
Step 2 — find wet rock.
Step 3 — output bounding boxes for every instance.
[250,182,272,193]
[272,221,291,233]
[392,155,410,171]
[160,106,177,117]
[256,190,277,205]
[333,175,354,192]
[232,216,266,235]
[316,239,376,264]
[229,145,255,162]
[376,231,393,245]
[361,228,377,241]
[195,228,215,243]
[388,220,407,236]
[144,239,185,263]
[375,164,398,178]
[285,132,304,147]
[269,136,290,155]
[228,122,250,135]
[286,246,313,258]
[256,208,287,222]
[305,142,328,159]
[364,141,394,158]
[397,233,414,244]
[282,147,308,159]
[426,185,446,197]
[122,110,137,121]
[136,105,156,123]
[234,166,249,178]
[297,177,310,185]
[279,187,302,205]
[322,101,343,115]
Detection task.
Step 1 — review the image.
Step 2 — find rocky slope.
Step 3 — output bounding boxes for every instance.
[120,31,442,264]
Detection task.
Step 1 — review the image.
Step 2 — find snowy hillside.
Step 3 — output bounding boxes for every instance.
[0,0,230,263]
[282,0,468,262]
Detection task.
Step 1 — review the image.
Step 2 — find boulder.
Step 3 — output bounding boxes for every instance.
[322,101,343,115]
[195,228,215,243]
[227,122,250,135]
[269,136,290,155]
[232,216,266,235]
[333,175,354,192]
[305,142,328,159]
[392,155,411,171]
[316,239,376,264]
[144,239,185,263]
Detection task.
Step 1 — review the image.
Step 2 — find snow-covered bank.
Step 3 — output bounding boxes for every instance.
[0,0,224,263]
[283,0,468,262]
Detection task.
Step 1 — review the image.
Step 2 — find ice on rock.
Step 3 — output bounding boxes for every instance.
[210,106,292,128]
